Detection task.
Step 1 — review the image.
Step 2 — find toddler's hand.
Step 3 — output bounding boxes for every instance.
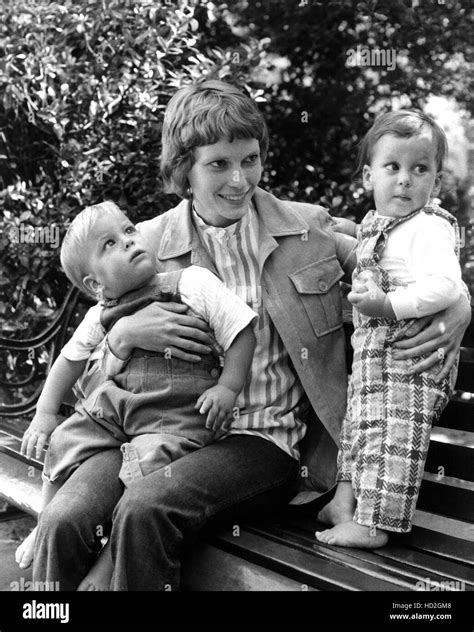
[195,385,237,433]
[21,412,62,460]
[348,276,388,317]
[331,217,358,238]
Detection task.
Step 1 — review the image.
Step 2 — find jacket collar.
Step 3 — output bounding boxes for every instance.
[157,188,309,261]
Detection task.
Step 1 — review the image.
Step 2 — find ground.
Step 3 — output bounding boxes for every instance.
[0,502,35,591]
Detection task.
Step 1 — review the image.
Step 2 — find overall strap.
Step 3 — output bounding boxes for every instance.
[369,205,457,263]
[100,269,185,332]
[422,205,460,258]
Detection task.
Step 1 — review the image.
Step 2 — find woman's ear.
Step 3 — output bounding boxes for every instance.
[362,165,373,191]
[83,275,103,298]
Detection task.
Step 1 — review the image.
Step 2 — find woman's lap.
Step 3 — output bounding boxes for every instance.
[34,433,297,590]
[110,434,298,590]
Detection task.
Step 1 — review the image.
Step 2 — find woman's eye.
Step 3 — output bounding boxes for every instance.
[105,239,115,248]
[125,225,136,234]
[386,163,398,171]
[244,154,259,165]
[210,160,227,169]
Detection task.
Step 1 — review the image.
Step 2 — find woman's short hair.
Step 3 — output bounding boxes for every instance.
[60,201,124,298]
[355,110,448,178]
[160,80,269,198]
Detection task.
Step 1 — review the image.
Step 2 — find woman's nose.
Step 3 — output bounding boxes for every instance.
[124,236,134,249]
[229,168,246,188]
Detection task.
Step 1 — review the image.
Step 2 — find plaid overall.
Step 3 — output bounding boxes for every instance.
[337,205,460,533]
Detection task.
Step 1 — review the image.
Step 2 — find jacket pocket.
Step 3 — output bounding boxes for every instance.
[289,255,344,336]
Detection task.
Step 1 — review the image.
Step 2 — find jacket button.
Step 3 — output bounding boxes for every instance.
[210,368,220,378]
[319,281,328,292]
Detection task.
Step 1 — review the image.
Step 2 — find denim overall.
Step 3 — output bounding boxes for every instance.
[337,205,459,532]
[44,270,221,487]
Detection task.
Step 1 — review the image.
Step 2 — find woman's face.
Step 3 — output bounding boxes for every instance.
[187,138,262,227]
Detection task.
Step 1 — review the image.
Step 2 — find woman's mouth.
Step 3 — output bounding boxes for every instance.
[218,191,249,203]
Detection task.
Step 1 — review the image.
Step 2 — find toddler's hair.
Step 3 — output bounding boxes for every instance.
[60,201,124,298]
[160,79,269,198]
[355,110,448,177]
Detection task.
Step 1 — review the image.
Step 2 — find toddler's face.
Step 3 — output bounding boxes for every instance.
[84,211,156,299]
[363,129,441,218]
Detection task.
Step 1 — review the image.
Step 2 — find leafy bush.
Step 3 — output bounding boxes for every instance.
[1,0,473,339]
[0,0,261,335]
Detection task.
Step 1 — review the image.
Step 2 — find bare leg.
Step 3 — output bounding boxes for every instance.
[317,481,356,527]
[315,520,389,549]
[77,541,113,591]
[15,479,62,569]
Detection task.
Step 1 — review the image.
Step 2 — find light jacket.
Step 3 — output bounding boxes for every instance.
[138,187,357,493]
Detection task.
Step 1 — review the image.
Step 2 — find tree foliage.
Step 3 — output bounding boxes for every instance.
[0,0,472,336]
[0,0,260,334]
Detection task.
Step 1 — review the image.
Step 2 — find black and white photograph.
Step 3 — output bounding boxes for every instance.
[0,0,472,628]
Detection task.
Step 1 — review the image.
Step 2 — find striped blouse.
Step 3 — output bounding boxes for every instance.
[193,205,307,460]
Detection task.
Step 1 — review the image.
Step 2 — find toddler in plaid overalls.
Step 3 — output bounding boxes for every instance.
[316,110,464,548]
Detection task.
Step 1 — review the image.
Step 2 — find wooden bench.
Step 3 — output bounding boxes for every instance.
[1,289,473,591]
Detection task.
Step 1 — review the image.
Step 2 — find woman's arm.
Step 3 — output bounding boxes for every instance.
[393,292,471,381]
[107,301,213,363]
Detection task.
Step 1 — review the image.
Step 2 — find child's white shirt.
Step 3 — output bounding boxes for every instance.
[375,210,463,320]
[61,266,258,372]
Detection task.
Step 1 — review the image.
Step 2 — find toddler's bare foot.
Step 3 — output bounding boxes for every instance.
[15,526,37,569]
[77,542,113,591]
[315,521,389,549]
[317,481,356,526]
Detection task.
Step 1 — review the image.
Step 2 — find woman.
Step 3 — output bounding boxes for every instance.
[33,80,470,591]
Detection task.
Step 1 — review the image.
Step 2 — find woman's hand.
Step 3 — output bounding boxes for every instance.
[393,294,471,381]
[107,302,213,363]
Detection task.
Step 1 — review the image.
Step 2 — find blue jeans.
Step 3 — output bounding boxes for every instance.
[44,353,220,487]
[33,435,298,591]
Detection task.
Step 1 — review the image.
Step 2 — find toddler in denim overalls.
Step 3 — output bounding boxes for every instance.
[316,110,464,549]
[16,201,256,570]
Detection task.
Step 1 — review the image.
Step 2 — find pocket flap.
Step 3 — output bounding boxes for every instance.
[289,256,344,294]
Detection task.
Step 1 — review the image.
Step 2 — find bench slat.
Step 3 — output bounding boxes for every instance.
[402,525,474,567]
[0,451,42,516]
[455,360,474,392]
[213,527,407,591]
[270,518,473,588]
[413,508,474,542]
[418,474,474,522]
[0,429,45,468]
[436,396,474,432]
[182,544,316,591]
[425,429,474,482]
